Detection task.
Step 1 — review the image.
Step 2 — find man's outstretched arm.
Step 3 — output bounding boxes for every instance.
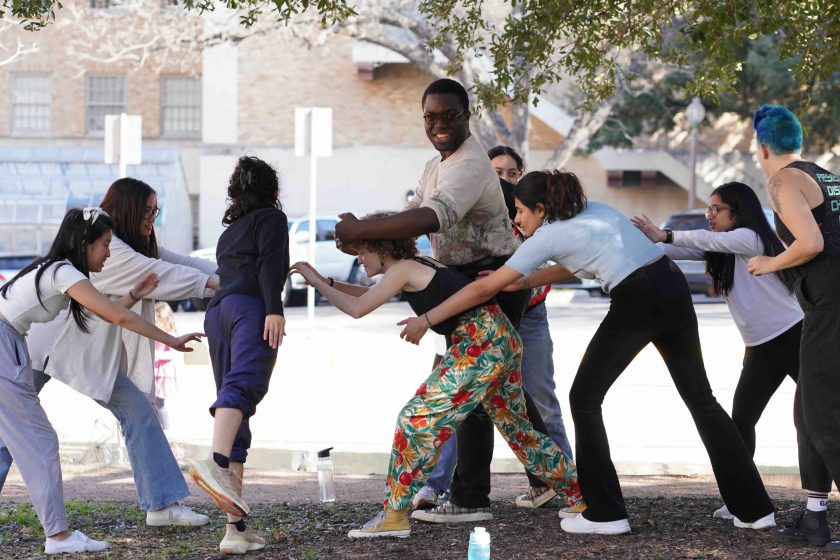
[336,207,440,243]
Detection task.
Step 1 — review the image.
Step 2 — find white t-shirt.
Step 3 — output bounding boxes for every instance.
[0,261,87,335]
[506,201,663,292]
[663,228,803,346]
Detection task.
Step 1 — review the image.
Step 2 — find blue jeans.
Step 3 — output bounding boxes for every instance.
[423,300,573,494]
[0,370,189,511]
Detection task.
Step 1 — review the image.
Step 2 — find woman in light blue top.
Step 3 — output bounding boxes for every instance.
[632,182,803,521]
[398,170,775,536]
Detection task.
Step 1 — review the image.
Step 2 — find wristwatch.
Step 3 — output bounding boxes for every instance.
[664,228,674,244]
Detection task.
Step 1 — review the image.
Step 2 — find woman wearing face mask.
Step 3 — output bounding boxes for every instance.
[632,182,803,521]
[0,208,202,555]
[398,170,776,536]
[0,178,220,528]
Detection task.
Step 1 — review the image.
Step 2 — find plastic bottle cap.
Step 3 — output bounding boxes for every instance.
[317,447,334,458]
[474,527,486,533]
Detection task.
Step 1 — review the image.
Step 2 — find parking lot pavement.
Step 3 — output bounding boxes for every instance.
[36,290,798,476]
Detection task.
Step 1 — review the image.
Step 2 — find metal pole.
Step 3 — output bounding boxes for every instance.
[307,146,317,326]
[687,124,698,208]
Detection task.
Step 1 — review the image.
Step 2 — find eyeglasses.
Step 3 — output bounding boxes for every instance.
[422,110,468,125]
[704,204,731,219]
[83,207,104,225]
[144,206,161,219]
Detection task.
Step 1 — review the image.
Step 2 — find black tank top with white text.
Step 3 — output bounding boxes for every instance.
[774,161,840,263]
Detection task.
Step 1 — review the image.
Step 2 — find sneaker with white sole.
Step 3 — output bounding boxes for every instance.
[560,514,631,535]
[412,485,442,510]
[734,511,776,530]
[220,527,266,555]
[558,501,588,519]
[146,503,210,527]
[410,501,493,524]
[348,508,410,539]
[515,487,556,509]
[45,530,110,555]
[712,504,734,520]
[189,456,250,517]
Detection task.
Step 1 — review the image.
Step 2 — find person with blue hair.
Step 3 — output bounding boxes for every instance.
[748,104,840,551]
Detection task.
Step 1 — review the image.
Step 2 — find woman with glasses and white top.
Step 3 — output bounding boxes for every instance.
[0,178,220,528]
[632,181,803,520]
[0,208,202,554]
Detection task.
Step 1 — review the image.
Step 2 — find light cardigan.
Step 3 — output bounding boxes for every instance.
[28,237,217,402]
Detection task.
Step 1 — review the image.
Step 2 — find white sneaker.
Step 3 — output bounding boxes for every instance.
[734,511,776,530]
[147,503,210,526]
[712,504,734,520]
[220,527,266,554]
[45,530,110,554]
[411,486,441,510]
[560,514,631,535]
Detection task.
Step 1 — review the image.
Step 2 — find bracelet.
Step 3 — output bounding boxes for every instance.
[664,228,674,244]
[328,277,335,287]
[424,312,433,328]
[128,289,140,303]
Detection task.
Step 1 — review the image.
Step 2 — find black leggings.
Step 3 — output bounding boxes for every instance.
[570,257,773,522]
[732,322,801,456]
[793,256,840,494]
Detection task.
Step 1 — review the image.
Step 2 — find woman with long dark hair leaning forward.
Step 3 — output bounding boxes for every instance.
[0,208,202,554]
[189,156,288,555]
[399,170,776,535]
[0,178,220,528]
[632,182,802,520]
[291,212,581,539]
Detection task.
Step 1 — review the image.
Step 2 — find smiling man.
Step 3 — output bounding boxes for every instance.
[334,78,533,535]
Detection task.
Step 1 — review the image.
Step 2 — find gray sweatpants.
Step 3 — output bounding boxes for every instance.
[0,320,68,536]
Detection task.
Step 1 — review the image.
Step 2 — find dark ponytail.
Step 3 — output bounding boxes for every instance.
[514,170,587,222]
[222,156,281,226]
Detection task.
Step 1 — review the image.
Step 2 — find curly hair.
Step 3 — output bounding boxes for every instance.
[346,211,419,261]
[222,156,281,226]
[515,170,588,222]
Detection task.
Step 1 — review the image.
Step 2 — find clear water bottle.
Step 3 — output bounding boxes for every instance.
[467,526,490,560]
[317,447,335,503]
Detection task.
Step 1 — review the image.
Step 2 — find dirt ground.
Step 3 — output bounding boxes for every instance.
[0,467,836,559]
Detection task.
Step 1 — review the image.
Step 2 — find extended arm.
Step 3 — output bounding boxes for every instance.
[398,265,523,344]
[291,261,409,319]
[335,208,440,243]
[66,280,203,351]
[504,264,574,291]
[748,179,823,275]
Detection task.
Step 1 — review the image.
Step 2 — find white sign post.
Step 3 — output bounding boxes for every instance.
[294,107,333,324]
[104,113,142,178]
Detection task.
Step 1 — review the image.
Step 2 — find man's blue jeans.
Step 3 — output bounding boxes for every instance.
[424,300,573,494]
[0,370,189,511]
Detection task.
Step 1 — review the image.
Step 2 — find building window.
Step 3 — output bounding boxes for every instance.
[11,74,52,136]
[86,75,126,135]
[161,76,201,138]
[90,0,123,8]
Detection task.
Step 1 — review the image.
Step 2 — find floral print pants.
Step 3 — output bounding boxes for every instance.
[384,304,582,511]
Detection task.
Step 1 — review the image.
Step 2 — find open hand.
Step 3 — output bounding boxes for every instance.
[133,272,159,299]
[170,332,204,352]
[264,314,286,349]
[747,255,777,276]
[397,316,429,345]
[630,214,666,243]
[290,261,323,286]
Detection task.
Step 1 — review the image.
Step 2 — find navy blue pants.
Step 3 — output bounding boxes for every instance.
[205,294,278,464]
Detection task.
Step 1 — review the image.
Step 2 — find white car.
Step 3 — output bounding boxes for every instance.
[189,215,361,308]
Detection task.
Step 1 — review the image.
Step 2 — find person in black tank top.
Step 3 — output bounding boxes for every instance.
[751,105,840,551]
[290,212,582,540]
